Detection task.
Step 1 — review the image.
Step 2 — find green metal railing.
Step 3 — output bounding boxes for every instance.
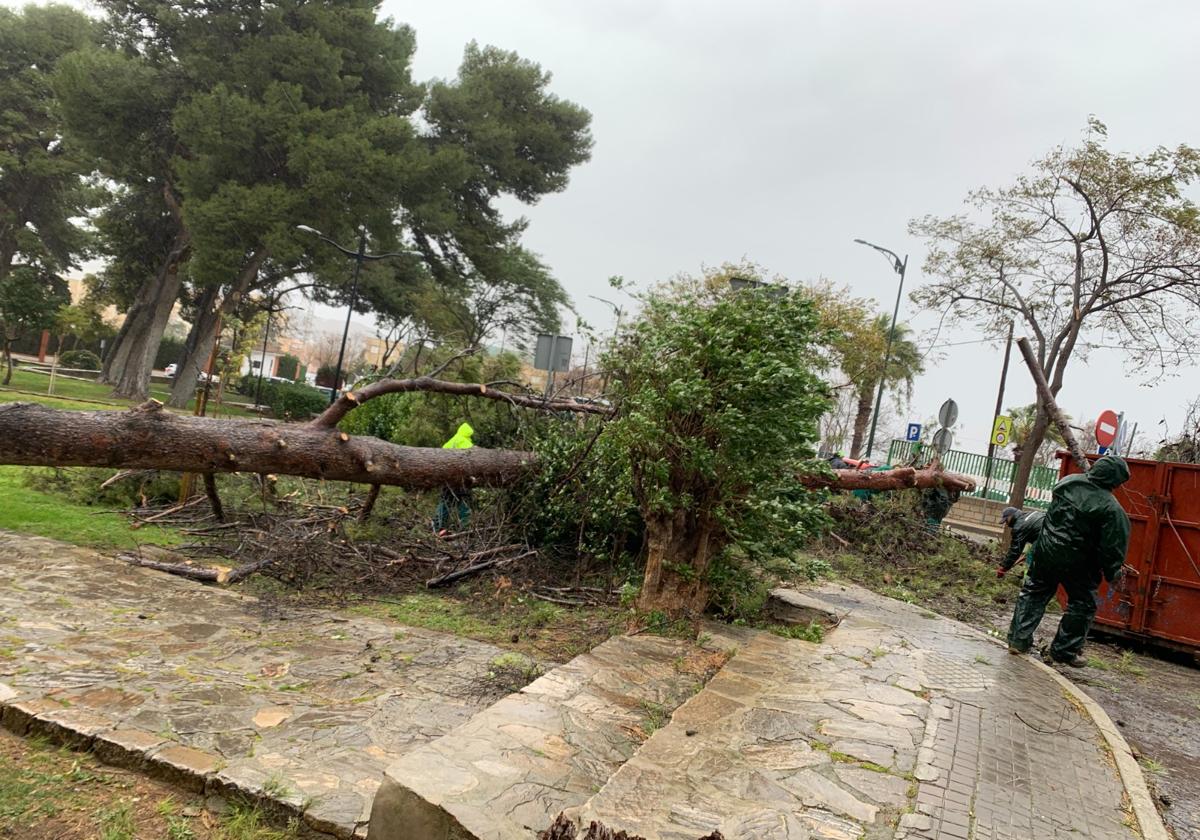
[887,440,1056,509]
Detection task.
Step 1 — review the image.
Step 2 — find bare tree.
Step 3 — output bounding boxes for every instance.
[911,119,1200,504]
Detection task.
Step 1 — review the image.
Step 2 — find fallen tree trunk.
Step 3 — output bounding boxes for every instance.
[0,401,976,495]
[0,401,532,490]
[802,466,976,493]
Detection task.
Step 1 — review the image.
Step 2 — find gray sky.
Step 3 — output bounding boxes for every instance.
[13,0,1199,455]
[383,0,1200,455]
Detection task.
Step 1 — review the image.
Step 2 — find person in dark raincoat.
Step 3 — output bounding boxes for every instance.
[1006,455,1131,666]
[996,507,1045,578]
[432,422,474,535]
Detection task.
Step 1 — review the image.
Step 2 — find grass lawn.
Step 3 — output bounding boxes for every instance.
[0,367,257,418]
[0,730,302,840]
[0,466,179,550]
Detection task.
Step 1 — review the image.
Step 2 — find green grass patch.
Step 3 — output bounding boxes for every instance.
[0,366,257,418]
[769,621,825,643]
[0,466,180,549]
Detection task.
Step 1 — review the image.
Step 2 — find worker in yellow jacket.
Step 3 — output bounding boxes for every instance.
[433,423,474,535]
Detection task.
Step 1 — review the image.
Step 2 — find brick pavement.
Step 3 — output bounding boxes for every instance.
[812,584,1141,840]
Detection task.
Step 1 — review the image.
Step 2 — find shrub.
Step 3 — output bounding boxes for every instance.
[275,353,301,381]
[58,349,101,370]
[266,381,327,420]
[154,336,187,370]
[315,363,339,388]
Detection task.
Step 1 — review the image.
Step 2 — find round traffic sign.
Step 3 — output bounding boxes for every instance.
[938,399,959,429]
[1095,410,1119,448]
[994,431,1008,446]
[932,428,953,455]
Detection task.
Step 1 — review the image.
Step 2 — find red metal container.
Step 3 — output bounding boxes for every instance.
[1056,454,1200,652]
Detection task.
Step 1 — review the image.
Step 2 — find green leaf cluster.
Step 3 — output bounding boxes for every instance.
[606,265,834,566]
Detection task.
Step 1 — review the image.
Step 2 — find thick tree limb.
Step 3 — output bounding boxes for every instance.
[0,402,975,498]
[0,401,533,490]
[801,467,977,493]
[312,376,610,429]
[1014,337,1090,472]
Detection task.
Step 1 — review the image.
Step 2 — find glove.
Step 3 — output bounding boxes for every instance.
[996,566,1007,578]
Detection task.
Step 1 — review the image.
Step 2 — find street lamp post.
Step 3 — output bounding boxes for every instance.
[588,295,624,394]
[297,225,410,404]
[853,238,908,463]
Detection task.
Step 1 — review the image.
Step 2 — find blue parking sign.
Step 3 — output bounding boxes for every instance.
[906,423,922,442]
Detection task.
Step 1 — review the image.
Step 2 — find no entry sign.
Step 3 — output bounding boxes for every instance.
[1095,410,1119,449]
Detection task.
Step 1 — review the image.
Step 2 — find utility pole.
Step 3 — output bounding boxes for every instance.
[982,319,1015,499]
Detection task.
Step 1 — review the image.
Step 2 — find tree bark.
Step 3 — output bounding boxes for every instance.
[637,510,721,618]
[804,466,975,493]
[848,384,873,459]
[166,285,222,408]
[0,401,534,489]
[0,399,976,496]
[108,234,188,400]
[168,250,265,409]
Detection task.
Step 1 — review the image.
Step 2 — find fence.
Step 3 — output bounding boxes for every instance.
[886,439,1057,508]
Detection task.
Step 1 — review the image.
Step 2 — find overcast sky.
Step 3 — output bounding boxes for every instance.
[13,0,1199,455]
[381,0,1200,455]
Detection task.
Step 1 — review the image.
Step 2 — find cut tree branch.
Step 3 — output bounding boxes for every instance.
[800,467,976,493]
[311,376,611,429]
[1014,336,1089,472]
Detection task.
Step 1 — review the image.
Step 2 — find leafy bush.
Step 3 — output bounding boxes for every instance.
[275,353,301,381]
[26,467,180,507]
[315,363,339,388]
[265,381,327,420]
[58,349,101,370]
[235,374,326,419]
[154,336,187,371]
[602,265,833,615]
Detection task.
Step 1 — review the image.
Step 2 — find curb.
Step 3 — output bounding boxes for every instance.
[1023,655,1168,840]
[936,614,1168,840]
[803,584,1169,840]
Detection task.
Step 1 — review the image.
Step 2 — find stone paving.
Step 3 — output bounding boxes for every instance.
[0,530,1160,840]
[570,584,1145,840]
[369,634,714,839]
[0,531,516,837]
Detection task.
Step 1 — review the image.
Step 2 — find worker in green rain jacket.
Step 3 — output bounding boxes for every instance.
[432,423,474,535]
[996,507,1045,578]
[1007,455,1131,666]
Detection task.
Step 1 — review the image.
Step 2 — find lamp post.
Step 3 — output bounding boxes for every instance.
[588,295,623,394]
[588,294,624,334]
[853,238,908,463]
[297,225,410,404]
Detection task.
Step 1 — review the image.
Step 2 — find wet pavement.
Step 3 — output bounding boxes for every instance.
[0,530,515,837]
[0,531,1168,840]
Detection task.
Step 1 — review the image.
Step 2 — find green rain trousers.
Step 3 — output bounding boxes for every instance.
[1007,456,1131,660]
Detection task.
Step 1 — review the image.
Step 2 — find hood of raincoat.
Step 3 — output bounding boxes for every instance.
[1087,455,1130,490]
[442,423,475,449]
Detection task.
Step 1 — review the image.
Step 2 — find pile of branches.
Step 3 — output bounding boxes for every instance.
[116,487,540,594]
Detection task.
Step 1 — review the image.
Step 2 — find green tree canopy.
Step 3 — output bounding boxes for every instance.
[0,4,98,297]
[603,265,832,617]
[912,120,1200,504]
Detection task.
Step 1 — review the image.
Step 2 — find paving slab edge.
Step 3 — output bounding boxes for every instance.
[0,692,353,838]
[803,585,1169,840]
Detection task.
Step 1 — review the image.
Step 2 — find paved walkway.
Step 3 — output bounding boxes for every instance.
[568,583,1149,840]
[0,531,517,837]
[0,531,1162,840]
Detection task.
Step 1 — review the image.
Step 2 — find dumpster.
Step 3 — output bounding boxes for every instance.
[1056,453,1200,653]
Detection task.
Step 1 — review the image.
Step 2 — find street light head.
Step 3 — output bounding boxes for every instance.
[852,238,869,246]
[295,224,319,235]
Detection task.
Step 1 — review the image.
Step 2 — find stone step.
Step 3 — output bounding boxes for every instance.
[367,633,728,840]
[573,609,930,840]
